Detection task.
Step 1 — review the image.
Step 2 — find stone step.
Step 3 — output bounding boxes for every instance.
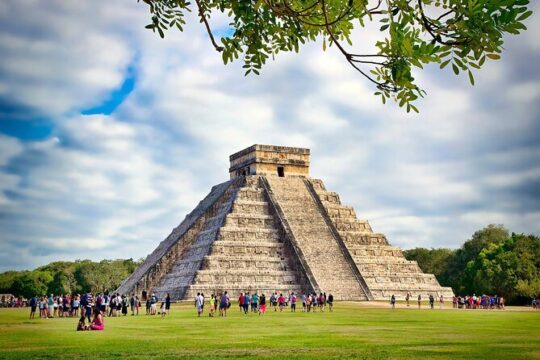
[236,188,265,201]
[218,227,279,242]
[193,269,300,285]
[202,255,292,271]
[210,241,287,257]
[224,213,275,229]
[231,200,270,215]
[357,264,422,273]
[334,219,373,232]
[348,246,403,257]
[184,285,304,299]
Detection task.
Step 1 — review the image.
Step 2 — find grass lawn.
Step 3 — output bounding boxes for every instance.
[0,302,539,359]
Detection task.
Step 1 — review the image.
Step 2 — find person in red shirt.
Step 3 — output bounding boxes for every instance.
[238,293,244,312]
[278,294,285,312]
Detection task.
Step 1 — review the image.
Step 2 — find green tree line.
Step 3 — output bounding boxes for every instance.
[404,224,540,303]
[0,259,142,299]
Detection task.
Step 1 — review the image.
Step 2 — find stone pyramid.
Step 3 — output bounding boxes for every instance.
[117,145,453,301]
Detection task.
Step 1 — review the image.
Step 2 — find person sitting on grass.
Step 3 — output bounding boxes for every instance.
[90,308,104,331]
[77,316,88,331]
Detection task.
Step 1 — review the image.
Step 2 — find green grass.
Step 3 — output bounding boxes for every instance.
[0,302,539,359]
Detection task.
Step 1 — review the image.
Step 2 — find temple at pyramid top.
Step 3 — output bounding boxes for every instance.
[229,144,310,178]
[117,144,453,302]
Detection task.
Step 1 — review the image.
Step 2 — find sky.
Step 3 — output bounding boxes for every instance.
[0,0,539,272]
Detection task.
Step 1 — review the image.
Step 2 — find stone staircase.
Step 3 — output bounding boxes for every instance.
[265,175,369,300]
[308,178,454,300]
[181,176,305,299]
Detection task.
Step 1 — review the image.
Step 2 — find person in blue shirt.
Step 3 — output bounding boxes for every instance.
[29,296,38,319]
[243,293,250,314]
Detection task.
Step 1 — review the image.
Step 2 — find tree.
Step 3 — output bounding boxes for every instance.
[11,271,53,299]
[139,0,532,111]
[403,247,454,281]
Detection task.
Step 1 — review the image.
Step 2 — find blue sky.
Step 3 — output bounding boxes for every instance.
[0,0,539,271]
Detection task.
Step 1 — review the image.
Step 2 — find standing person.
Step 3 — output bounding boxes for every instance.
[196,293,204,317]
[312,293,318,312]
[72,294,80,317]
[150,293,158,315]
[160,302,167,317]
[439,295,444,309]
[390,295,396,309]
[122,295,128,316]
[135,295,140,315]
[48,294,55,318]
[417,294,422,309]
[238,293,244,312]
[429,294,435,309]
[259,294,266,315]
[219,291,229,317]
[209,295,215,317]
[270,293,277,312]
[327,293,334,312]
[405,292,410,307]
[301,293,307,312]
[165,293,171,315]
[290,293,297,312]
[243,293,250,315]
[130,295,136,316]
[85,293,94,323]
[278,293,285,312]
[29,295,37,319]
[146,297,151,315]
[109,294,116,317]
[251,293,259,313]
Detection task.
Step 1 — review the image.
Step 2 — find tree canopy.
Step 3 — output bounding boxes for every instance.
[404,224,540,302]
[140,0,532,111]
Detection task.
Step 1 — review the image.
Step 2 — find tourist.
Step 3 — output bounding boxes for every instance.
[270,292,277,311]
[85,293,94,322]
[77,315,88,331]
[117,294,124,316]
[109,294,116,317]
[327,293,334,312]
[390,294,396,309]
[417,294,422,309]
[452,295,457,309]
[238,293,244,312]
[29,295,37,319]
[146,297,151,315]
[306,294,312,312]
[429,294,435,309]
[160,302,166,317]
[278,293,285,312]
[130,294,136,315]
[259,293,266,315]
[63,294,70,317]
[196,293,204,317]
[135,295,140,315]
[251,292,259,313]
[405,292,410,307]
[90,308,104,331]
[219,291,229,317]
[319,293,325,312]
[290,293,296,312]
[312,293,318,311]
[301,293,307,312]
[150,293,158,315]
[243,293,250,314]
[165,293,171,315]
[439,295,444,309]
[122,295,128,316]
[48,294,55,318]
[209,294,215,317]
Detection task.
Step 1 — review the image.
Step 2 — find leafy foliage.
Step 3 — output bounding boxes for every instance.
[0,258,143,298]
[139,0,532,111]
[404,224,540,302]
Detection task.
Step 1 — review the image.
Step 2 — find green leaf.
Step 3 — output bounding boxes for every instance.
[517,10,533,21]
[440,59,451,69]
[486,53,501,60]
[468,70,475,86]
[452,63,459,75]
[380,24,389,32]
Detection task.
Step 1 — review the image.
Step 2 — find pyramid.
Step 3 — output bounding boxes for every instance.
[117,145,453,301]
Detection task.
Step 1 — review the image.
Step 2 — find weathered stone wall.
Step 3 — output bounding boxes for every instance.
[308,178,454,300]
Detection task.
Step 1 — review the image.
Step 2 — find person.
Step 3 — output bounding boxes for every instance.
[146,297,151,315]
[238,293,244,312]
[270,292,277,312]
[243,293,250,315]
[405,292,410,307]
[48,294,55,318]
[439,295,444,309]
[161,302,166,317]
[219,291,229,317]
[417,294,422,309]
[121,295,128,316]
[259,293,266,315]
[327,293,334,312]
[429,294,435,309]
[196,293,204,317]
[306,294,312,312]
[130,294,136,316]
[150,293,158,315]
[90,308,104,331]
[29,295,37,319]
[85,293,94,322]
[165,293,171,315]
[135,295,140,315]
[278,293,285,312]
[290,293,296,312]
[251,292,259,313]
[209,294,215,317]
[301,293,307,312]
[77,316,88,331]
[390,295,396,309]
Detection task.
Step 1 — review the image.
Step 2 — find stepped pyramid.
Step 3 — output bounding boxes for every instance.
[117,145,453,301]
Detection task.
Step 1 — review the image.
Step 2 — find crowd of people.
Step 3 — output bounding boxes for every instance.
[193,291,335,317]
[451,294,505,309]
